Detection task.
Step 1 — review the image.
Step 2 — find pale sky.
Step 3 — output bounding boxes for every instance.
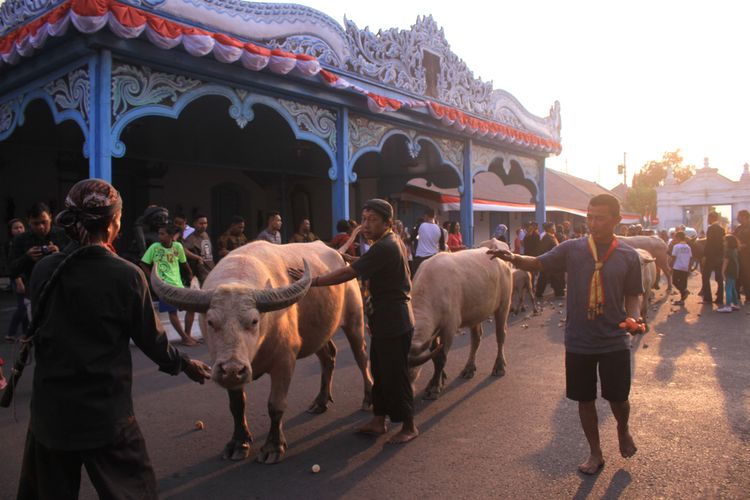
[302,0,750,189]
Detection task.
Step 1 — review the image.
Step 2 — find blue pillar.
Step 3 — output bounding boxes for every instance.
[535,159,547,223]
[88,49,112,181]
[332,107,350,231]
[460,140,474,247]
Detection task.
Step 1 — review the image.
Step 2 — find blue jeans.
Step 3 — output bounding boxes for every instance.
[725,277,739,306]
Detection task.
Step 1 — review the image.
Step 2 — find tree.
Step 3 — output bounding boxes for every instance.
[624,149,695,219]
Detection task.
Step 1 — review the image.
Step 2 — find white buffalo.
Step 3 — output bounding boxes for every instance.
[153,241,372,464]
[618,235,672,291]
[634,248,657,324]
[408,248,513,399]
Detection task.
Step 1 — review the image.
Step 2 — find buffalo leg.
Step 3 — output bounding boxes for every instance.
[222,389,252,461]
[341,322,374,411]
[492,293,511,376]
[459,324,482,379]
[528,286,539,313]
[342,284,374,410]
[308,340,336,414]
[424,328,454,400]
[258,362,294,464]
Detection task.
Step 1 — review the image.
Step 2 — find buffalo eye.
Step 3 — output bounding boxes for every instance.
[207,320,214,328]
[251,318,259,326]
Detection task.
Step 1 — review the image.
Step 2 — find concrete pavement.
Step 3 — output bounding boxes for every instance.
[0,272,748,499]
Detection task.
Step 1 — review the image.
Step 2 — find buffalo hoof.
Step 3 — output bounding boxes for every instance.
[491,362,506,377]
[256,441,287,465]
[222,438,251,461]
[361,392,373,411]
[459,365,476,379]
[422,387,441,400]
[306,395,333,414]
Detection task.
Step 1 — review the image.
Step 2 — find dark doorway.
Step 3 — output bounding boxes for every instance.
[211,183,243,242]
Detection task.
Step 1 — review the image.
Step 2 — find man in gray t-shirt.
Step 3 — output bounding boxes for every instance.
[256,211,283,244]
[488,194,643,475]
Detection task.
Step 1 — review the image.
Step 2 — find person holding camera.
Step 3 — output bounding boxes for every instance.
[8,202,70,307]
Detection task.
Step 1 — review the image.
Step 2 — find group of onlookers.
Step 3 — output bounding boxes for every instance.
[695,210,749,312]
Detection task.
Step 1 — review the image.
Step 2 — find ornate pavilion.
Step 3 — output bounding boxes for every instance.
[0,0,562,245]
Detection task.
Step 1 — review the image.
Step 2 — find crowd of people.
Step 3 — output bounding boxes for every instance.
[1,185,748,495]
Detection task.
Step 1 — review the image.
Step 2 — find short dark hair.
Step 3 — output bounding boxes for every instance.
[193,213,208,222]
[588,194,621,218]
[739,209,750,219]
[336,219,349,233]
[708,211,719,222]
[28,202,51,219]
[231,215,245,225]
[424,208,436,218]
[674,231,686,241]
[173,213,187,222]
[266,211,280,221]
[543,222,555,231]
[160,224,180,236]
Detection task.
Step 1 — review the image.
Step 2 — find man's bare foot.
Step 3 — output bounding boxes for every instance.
[356,417,387,436]
[618,430,637,458]
[578,455,605,475]
[181,337,199,347]
[387,427,419,444]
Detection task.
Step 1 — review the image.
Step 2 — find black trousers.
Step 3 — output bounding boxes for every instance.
[535,271,565,298]
[18,421,157,500]
[673,269,689,297]
[370,331,414,423]
[701,258,724,303]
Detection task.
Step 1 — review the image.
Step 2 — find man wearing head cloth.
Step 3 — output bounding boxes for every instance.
[17,179,211,499]
[290,198,418,443]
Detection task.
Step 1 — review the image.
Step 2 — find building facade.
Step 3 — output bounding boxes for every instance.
[1,0,562,246]
[657,160,750,231]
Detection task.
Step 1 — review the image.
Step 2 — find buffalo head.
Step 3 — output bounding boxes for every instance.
[151,261,311,389]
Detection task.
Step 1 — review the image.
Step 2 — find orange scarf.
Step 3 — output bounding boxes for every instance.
[587,235,618,320]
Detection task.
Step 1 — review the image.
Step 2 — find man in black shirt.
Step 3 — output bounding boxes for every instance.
[701,211,725,305]
[8,202,70,292]
[292,199,417,444]
[535,222,564,298]
[16,180,210,499]
[523,221,541,257]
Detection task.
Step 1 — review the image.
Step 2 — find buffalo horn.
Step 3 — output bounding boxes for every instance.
[151,267,213,312]
[254,259,312,312]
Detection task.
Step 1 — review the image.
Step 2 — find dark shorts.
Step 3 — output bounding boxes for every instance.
[565,349,631,402]
[158,300,177,313]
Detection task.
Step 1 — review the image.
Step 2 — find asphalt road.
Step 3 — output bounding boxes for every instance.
[1,273,748,499]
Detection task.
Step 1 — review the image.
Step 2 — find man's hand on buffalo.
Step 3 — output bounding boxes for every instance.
[487,248,515,262]
[183,358,212,384]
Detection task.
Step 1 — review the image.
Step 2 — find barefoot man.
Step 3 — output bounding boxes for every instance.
[291,199,418,444]
[488,194,643,474]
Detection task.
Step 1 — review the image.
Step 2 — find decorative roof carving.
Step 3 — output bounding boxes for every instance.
[342,15,561,142]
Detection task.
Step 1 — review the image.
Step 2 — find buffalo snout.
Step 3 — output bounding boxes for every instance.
[214,359,251,387]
